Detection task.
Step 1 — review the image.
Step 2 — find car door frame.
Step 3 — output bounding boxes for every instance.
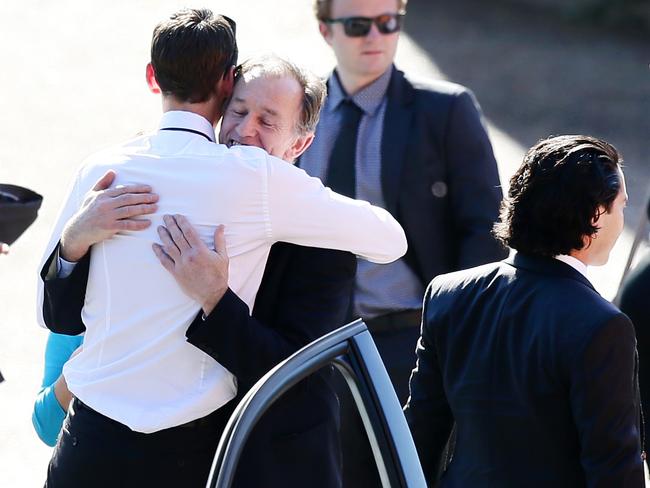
[206,319,426,488]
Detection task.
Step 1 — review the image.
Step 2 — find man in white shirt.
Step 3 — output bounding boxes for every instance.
[38,10,406,488]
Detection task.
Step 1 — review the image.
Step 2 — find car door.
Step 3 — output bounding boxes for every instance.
[206,319,427,488]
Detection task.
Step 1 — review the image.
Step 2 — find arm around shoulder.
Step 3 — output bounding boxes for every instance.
[266,158,407,263]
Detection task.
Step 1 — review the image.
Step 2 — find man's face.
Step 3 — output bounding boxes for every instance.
[588,169,628,266]
[320,0,401,86]
[219,73,313,163]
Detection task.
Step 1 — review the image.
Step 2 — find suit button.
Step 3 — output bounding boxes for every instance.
[71,437,78,447]
[431,181,447,198]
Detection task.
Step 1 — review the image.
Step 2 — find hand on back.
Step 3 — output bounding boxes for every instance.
[152,215,229,315]
[60,170,159,262]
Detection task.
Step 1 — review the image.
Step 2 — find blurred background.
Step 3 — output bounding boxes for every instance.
[0,0,647,485]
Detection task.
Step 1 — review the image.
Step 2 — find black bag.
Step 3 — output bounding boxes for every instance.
[0,184,43,245]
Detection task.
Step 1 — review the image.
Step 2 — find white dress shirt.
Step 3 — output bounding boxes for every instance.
[36,111,406,433]
[555,254,590,281]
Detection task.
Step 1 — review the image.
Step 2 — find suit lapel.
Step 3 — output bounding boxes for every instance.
[381,67,414,216]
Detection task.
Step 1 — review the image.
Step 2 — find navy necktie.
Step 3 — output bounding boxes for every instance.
[326,100,363,198]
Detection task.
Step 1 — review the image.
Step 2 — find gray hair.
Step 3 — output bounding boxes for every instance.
[235,55,326,135]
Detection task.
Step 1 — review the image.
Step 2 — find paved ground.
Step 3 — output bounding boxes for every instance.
[0,0,647,485]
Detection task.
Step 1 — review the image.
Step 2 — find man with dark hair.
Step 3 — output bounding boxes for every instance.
[37,10,407,487]
[405,135,644,487]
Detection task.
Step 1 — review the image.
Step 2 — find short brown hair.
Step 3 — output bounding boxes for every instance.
[314,0,408,21]
[235,55,326,135]
[493,135,623,257]
[151,8,237,103]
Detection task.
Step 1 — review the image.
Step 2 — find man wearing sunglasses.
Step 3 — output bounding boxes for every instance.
[299,0,506,484]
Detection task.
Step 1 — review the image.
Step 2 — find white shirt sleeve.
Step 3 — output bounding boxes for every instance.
[36,166,92,328]
[265,155,407,264]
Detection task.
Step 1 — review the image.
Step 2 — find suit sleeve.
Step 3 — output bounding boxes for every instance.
[403,281,454,485]
[444,89,507,268]
[186,250,356,393]
[568,313,644,487]
[40,243,89,335]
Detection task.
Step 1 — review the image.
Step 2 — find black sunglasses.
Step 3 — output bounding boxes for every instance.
[324,13,404,37]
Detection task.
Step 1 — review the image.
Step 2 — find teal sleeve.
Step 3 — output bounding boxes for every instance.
[32,333,83,446]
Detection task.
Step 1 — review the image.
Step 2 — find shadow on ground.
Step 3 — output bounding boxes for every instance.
[404,0,649,224]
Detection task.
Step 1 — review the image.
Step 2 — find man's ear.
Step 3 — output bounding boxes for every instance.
[218,65,236,101]
[319,22,333,46]
[146,63,161,94]
[285,132,315,163]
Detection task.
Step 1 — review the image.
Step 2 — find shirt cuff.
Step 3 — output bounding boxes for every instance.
[57,256,77,278]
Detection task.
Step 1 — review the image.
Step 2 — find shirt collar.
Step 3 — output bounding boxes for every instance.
[555,254,590,280]
[158,110,216,142]
[328,66,393,116]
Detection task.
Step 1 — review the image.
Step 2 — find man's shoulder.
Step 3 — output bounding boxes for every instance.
[433,259,505,284]
[392,68,473,102]
[404,72,469,97]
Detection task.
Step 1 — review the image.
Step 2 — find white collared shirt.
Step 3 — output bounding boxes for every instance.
[36,110,406,433]
[555,254,590,280]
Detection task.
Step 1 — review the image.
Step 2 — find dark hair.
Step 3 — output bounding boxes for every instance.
[314,0,408,21]
[235,55,326,135]
[151,8,237,103]
[493,135,622,257]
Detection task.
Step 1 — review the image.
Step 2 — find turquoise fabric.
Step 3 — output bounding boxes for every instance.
[32,332,83,446]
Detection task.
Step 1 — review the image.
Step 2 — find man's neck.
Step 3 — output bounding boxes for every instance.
[335,68,388,96]
[161,96,222,128]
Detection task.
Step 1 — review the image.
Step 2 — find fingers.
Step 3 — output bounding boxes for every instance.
[92,170,116,191]
[163,215,191,252]
[213,225,228,256]
[115,218,152,232]
[157,225,181,260]
[114,202,158,220]
[152,243,175,273]
[0,242,9,255]
[174,215,203,248]
[105,183,155,198]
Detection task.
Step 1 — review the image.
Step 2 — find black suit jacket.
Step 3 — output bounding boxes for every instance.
[620,256,650,434]
[404,253,644,487]
[41,242,356,488]
[378,66,506,285]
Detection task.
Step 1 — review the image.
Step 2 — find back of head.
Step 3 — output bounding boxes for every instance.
[235,54,326,136]
[151,8,237,103]
[494,135,622,257]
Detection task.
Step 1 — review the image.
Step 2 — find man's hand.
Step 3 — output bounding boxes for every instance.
[60,170,159,262]
[152,215,229,315]
[0,243,8,255]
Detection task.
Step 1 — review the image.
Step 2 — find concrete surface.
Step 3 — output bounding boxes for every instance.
[0,0,647,485]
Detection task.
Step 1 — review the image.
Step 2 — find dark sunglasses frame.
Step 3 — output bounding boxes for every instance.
[324,13,405,37]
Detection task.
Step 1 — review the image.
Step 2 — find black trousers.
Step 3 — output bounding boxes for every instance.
[45,398,232,488]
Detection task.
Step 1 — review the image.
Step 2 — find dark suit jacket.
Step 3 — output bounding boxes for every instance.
[620,256,650,433]
[41,242,356,488]
[404,253,644,487]
[379,66,506,285]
